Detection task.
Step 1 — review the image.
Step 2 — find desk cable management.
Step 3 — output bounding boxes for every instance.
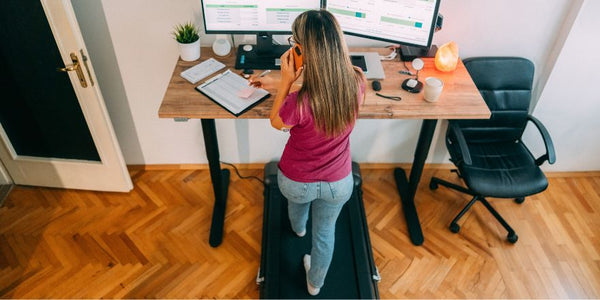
[220,161,265,184]
[381,45,413,75]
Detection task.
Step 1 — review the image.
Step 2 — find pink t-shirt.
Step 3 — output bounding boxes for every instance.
[278,81,365,183]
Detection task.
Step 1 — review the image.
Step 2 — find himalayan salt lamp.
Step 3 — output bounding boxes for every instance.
[435,41,459,72]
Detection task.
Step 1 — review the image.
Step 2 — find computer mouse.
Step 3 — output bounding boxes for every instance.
[242,44,253,52]
[372,80,381,91]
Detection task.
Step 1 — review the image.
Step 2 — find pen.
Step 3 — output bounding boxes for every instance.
[258,70,271,77]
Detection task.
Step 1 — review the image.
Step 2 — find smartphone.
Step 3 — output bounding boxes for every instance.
[292,44,303,71]
[351,55,368,73]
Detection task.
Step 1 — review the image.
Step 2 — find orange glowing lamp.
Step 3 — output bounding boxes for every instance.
[435,41,459,72]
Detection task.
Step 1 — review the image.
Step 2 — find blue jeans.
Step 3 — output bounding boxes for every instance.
[277,169,354,288]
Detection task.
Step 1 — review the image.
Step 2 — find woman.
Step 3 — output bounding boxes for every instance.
[251,10,366,296]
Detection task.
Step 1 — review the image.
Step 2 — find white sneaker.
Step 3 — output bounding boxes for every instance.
[296,229,306,237]
[303,254,320,296]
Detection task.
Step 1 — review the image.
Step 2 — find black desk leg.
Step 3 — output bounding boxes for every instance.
[394,119,438,246]
[201,119,230,247]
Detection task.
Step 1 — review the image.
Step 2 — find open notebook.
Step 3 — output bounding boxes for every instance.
[196,70,270,117]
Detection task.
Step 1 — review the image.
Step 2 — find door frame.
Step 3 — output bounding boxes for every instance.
[0,0,132,192]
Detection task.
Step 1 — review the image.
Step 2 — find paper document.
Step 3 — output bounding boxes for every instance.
[196,70,270,116]
[180,58,226,84]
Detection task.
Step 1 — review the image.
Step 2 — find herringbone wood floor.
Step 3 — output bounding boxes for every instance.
[0,167,599,298]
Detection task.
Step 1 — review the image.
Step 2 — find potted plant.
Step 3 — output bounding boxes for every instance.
[173,21,200,61]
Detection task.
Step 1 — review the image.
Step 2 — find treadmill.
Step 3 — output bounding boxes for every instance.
[258,162,380,298]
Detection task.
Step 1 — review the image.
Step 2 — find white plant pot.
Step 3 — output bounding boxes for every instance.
[179,39,200,61]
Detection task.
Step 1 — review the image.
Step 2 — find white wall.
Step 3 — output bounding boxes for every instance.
[71,0,145,164]
[524,0,600,171]
[73,0,598,171]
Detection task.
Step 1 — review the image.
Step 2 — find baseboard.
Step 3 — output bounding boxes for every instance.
[0,184,14,207]
[127,163,600,177]
[127,163,455,171]
[545,171,600,177]
[358,163,455,170]
[127,163,268,171]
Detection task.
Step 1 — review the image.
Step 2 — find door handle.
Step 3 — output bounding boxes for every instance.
[56,52,88,88]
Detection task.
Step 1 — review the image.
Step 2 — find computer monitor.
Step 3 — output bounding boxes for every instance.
[201,0,322,69]
[325,0,441,60]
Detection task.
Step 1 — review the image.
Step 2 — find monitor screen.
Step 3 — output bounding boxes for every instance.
[202,0,322,34]
[325,0,440,48]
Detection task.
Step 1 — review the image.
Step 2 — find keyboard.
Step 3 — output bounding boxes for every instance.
[180,58,226,84]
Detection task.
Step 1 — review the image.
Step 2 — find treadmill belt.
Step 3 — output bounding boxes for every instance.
[259,162,379,299]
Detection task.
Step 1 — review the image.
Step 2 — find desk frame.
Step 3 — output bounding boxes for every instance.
[199,119,436,247]
[159,47,489,247]
[394,119,437,245]
[201,119,230,247]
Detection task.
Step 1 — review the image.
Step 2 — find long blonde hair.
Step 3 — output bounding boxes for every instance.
[292,10,361,137]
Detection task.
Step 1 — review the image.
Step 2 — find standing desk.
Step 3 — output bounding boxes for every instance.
[159,47,489,247]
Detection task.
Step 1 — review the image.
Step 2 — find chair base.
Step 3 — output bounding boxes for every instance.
[430,176,519,244]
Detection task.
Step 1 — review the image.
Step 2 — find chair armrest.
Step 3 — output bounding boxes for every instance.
[448,122,472,165]
[527,115,556,165]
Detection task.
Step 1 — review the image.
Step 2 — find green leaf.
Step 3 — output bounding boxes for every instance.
[172,21,200,43]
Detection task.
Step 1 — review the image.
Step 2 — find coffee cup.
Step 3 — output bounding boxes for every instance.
[423,77,444,102]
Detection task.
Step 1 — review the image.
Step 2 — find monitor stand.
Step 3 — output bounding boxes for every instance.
[400,45,438,61]
[235,32,288,70]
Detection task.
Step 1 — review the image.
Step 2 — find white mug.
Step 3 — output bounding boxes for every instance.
[424,77,444,102]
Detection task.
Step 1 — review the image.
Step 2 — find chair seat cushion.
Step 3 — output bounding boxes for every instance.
[449,141,548,198]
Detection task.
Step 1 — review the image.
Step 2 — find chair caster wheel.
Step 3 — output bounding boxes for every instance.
[449,223,460,233]
[429,180,439,190]
[507,233,518,243]
[515,197,525,204]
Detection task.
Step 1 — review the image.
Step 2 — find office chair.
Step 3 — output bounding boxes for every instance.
[429,57,555,243]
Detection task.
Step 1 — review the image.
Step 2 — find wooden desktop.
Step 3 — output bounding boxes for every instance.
[159,47,490,247]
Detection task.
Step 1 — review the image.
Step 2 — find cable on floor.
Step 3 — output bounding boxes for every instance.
[220,161,265,184]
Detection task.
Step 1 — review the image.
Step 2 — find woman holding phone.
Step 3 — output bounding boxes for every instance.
[250,10,366,296]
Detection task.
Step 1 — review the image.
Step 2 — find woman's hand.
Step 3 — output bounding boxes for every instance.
[249,74,278,89]
[248,49,302,89]
[353,65,367,83]
[280,48,303,87]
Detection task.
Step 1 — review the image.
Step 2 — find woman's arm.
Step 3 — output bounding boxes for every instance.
[269,83,293,130]
[251,49,303,131]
